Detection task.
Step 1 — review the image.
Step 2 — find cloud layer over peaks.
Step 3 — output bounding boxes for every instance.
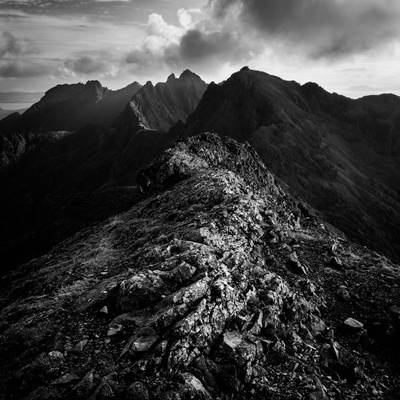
[210,0,400,58]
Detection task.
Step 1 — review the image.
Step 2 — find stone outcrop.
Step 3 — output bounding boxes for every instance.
[1,133,400,399]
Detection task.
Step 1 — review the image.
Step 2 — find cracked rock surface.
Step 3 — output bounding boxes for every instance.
[1,133,400,399]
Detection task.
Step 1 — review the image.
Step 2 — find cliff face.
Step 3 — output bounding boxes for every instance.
[126,70,207,132]
[1,133,399,400]
[183,68,400,262]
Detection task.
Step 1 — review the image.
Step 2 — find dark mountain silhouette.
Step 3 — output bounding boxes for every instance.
[182,68,400,262]
[1,134,400,400]
[0,80,142,134]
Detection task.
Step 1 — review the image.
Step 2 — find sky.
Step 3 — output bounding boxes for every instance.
[1,0,400,108]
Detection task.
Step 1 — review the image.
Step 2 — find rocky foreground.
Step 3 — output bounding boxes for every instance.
[1,133,400,399]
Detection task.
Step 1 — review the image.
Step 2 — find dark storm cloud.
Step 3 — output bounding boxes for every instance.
[210,0,400,58]
[125,0,400,75]
[178,29,245,61]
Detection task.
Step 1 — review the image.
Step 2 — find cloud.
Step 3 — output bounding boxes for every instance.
[210,0,400,58]
[177,29,249,63]
[0,60,52,77]
[0,0,148,24]
[0,32,47,78]
[124,8,255,75]
[177,8,201,30]
[0,31,36,57]
[65,55,109,75]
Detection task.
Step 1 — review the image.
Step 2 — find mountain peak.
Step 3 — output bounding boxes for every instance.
[167,73,177,82]
[85,79,103,88]
[179,69,200,80]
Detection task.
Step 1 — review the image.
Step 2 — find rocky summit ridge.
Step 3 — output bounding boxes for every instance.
[1,133,400,399]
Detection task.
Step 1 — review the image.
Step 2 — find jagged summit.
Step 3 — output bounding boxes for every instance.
[1,133,399,399]
[167,73,177,82]
[85,79,103,88]
[179,69,201,79]
[124,70,207,132]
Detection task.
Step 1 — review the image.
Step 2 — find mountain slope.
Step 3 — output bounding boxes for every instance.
[1,133,399,400]
[125,70,207,132]
[182,68,400,262]
[0,123,182,272]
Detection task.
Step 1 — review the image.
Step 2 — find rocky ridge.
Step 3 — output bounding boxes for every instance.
[1,133,399,399]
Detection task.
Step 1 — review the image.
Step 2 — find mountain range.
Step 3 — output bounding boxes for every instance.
[1,67,400,399]
[1,68,400,270]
